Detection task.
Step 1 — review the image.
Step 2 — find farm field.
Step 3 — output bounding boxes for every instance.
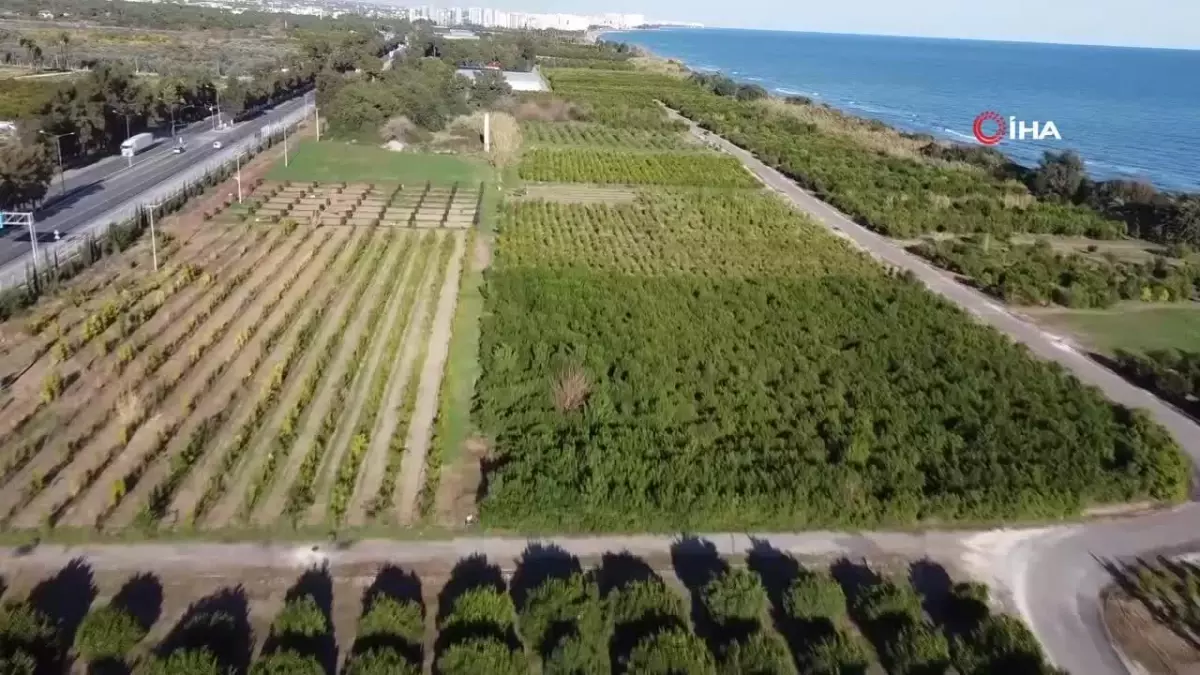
[0,173,475,538]
[469,68,1190,533]
[1032,305,1200,354]
[0,544,1058,675]
[518,146,758,187]
[521,120,697,150]
[268,142,488,186]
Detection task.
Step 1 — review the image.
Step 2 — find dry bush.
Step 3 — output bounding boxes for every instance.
[552,364,590,412]
[381,115,420,144]
[116,390,144,431]
[507,96,586,122]
[487,112,522,168]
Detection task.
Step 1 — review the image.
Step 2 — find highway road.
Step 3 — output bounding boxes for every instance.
[674,113,1200,675]
[0,94,313,283]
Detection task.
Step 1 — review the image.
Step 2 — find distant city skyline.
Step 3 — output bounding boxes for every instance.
[374,0,1200,50]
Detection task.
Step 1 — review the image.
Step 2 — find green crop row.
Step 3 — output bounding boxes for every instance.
[282,232,406,520]
[237,234,382,520]
[133,232,339,527]
[327,232,437,524]
[413,233,467,519]
[189,233,363,523]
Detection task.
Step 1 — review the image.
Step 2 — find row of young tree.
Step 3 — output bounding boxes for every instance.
[661,59,1200,250]
[0,548,1061,675]
[908,237,1200,308]
[0,0,381,34]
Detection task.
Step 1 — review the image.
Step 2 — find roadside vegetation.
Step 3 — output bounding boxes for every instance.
[0,550,1061,674]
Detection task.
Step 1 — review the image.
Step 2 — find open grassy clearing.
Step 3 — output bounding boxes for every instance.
[1033,305,1200,354]
[0,180,473,537]
[267,141,487,186]
[0,546,1056,674]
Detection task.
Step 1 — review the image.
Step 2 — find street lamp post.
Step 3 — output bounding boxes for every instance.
[235,152,245,203]
[38,130,75,196]
[146,202,163,272]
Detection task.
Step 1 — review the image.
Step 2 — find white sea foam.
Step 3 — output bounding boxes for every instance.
[942,128,976,142]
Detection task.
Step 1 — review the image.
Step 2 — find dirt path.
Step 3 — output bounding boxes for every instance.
[100,229,342,530]
[46,228,317,529]
[0,228,252,472]
[344,249,439,527]
[0,227,242,446]
[199,231,386,529]
[301,234,422,526]
[250,232,410,527]
[165,227,359,525]
[304,232,430,527]
[0,229,283,526]
[394,231,467,524]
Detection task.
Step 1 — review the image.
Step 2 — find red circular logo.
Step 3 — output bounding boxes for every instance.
[972,111,1006,145]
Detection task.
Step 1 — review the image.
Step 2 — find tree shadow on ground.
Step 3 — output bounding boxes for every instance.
[601,551,684,669]
[155,585,253,675]
[670,536,732,654]
[909,559,953,627]
[29,556,97,671]
[1103,555,1200,651]
[112,572,164,634]
[434,554,518,659]
[262,564,337,675]
[351,565,425,665]
[510,542,582,612]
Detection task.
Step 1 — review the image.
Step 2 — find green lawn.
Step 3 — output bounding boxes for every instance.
[1038,305,1200,353]
[268,141,486,184]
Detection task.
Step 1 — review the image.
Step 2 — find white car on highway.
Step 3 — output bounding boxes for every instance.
[212,141,222,149]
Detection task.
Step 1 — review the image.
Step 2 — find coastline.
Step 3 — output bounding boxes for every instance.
[597,30,1200,193]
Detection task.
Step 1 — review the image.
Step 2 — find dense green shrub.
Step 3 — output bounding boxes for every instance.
[440,587,515,631]
[626,627,718,675]
[783,573,847,623]
[518,572,607,670]
[248,649,322,675]
[702,568,768,625]
[74,604,147,664]
[141,648,225,675]
[718,629,797,675]
[434,637,525,675]
[1112,349,1200,419]
[802,631,872,674]
[343,647,420,675]
[606,579,688,627]
[270,597,327,638]
[883,622,951,675]
[357,596,423,645]
[853,579,923,623]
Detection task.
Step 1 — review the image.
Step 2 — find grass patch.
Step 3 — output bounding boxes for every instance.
[268,141,486,185]
[1038,305,1200,354]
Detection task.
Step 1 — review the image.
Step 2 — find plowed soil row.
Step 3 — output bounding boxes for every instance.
[250,231,411,526]
[199,230,390,529]
[173,227,370,526]
[99,228,342,531]
[0,228,286,527]
[42,227,317,529]
[395,230,468,523]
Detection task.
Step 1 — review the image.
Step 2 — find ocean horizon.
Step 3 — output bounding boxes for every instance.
[603,28,1200,192]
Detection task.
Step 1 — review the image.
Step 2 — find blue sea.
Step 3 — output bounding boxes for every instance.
[603,29,1200,192]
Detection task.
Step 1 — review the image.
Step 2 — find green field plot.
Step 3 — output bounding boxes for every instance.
[518,147,758,188]
[476,190,1188,532]
[522,120,694,150]
[269,141,486,185]
[1037,305,1200,354]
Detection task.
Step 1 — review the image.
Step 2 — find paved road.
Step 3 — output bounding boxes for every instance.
[675,115,1200,675]
[0,94,313,283]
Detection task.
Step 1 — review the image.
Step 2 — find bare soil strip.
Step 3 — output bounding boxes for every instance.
[301,234,424,525]
[199,231,388,529]
[0,227,242,446]
[0,228,253,472]
[47,228,318,529]
[307,231,436,527]
[100,228,343,531]
[344,247,440,526]
[251,231,410,526]
[394,230,467,524]
[165,227,361,525]
[0,229,284,526]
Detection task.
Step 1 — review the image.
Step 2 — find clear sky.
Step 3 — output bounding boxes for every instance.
[492,0,1200,50]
